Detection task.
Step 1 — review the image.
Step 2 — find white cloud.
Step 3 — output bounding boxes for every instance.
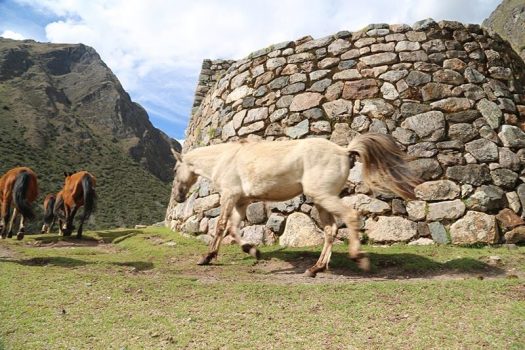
[13,0,500,138]
[1,29,25,40]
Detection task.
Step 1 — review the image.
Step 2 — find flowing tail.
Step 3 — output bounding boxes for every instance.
[13,171,35,220]
[81,175,96,221]
[44,197,56,225]
[348,133,421,200]
[53,194,65,220]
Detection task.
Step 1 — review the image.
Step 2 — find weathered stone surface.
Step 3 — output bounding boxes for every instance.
[381,82,399,100]
[421,83,454,101]
[360,52,398,66]
[350,115,371,132]
[360,99,395,117]
[465,139,498,163]
[241,225,266,246]
[244,107,269,123]
[450,211,498,244]
[401,111,445,140]
[366,216,418,242]
[289,92,323,111]
[496,208,524,230]
[246,202,267,224]
[408,237,435,245]
[342,79,379,99]
[446,164,491,185]
[433,69,464,85]
[342,194,390,214]
[409,158,443,180]
[428,222,450,244]
[506,191,522,214]
[448,123,478,142]
[182,215,201,235]
[392,127,417,145]
[504,226,525,244]
[415,180,460,201]
[406,200,426,221]
[427,199,466,221]
[328,38,351,55]
[465,185,505,212]
[193,194,220,213]
[238,121,265,135]
[285,119,309,139]
[266,213,286,234]
[322,99,353,119]
[279,212,323,247]
[430,97,472,112]
[268,196,304,213]
[477,98,502,129]
[464,67,485,83]
[498,125,525,148]
[379,70,408,82]
[330,123,358,146]
[490,168,518,189]
[405,71,431,86]
[407,142,437,158]
[334,69,362,80]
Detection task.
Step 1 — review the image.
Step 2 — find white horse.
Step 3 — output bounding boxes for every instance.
[172,133,419,277]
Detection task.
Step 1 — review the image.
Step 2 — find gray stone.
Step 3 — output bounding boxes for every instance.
[269,195,304,213]
[330,123,359,146]
[266,213,286,234]
[380,82,399,100]
[238,121,265,136]
[333,69,362,80]
[498,125,525,148]
[504,226,525,244]
[413,18,437,31]
[241,225,266,246]
[246,202,267,224]
[421,83,454,101]
[433,69,464,85]
[427,200,466,221]
[395,41,421,51]
[221,121,236,140]
[269,108,288,122]
[279,212,323,247]
[477,99,502,129]
[465,185,505,212]
[282,82,306,95]
[359,52,398,66]
[368,119,388,134]
[226,85,253,103]
[328,38,351,55]
[430,97,472,113]
[193,194,220,213]
[303,108,324,120]
[428,222,450,244]
[445,110,480,123]
[342,194,390,214]
[506,191,521,214]
[360,99,395,118]
[446,164,491,185]
[244,107,269,123]
[366,216,418,242]
[350,115,371,132]
[449,211,498,244]
[401,111,445,140]
[310,120,331,134]
[409,158,443,180]
[338,60,357,70]
[309,78,332,92]
[399,50,428,62]
[491,169,518,189]
[407,142,438,158]
[182,215,201,235]
[448,123,478,142]
[401,102,431,117]
[392,127,417,145]
[518,184,525,217]
[322,99,353,119]
[406,200,426,221]
[318,57,340,69]
[464,67,486,83]
[285,119,309,139]
[379,70,408,82]
[392,199,407,215]
[464,139,498,163]
[406,71,431,86]
[415,180,460,201]
[266,57,286,69]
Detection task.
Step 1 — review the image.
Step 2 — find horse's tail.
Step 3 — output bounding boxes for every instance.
[81,175,96,221]
[53,194,65,220]
[347,133,421,200]
[13,171,35,220]
[44,197,56,224]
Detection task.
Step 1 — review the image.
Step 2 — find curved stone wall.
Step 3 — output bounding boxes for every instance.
[166,19,525,246]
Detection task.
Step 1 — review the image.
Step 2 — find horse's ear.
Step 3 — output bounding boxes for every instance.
[171,148,182,163]
[63,172,68,178]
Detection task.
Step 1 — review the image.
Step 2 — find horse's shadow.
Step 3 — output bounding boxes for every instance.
[257,248,506,279]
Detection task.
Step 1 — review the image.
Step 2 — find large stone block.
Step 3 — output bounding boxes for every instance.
[449,211,498,244]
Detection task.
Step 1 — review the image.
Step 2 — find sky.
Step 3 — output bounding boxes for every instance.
[0,0,501,140]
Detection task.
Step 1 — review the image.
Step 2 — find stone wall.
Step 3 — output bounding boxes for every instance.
[191,59,235,116]
[167,19,525,246]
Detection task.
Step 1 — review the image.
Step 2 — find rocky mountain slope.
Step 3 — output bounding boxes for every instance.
[483,0,525,61]
[0,38,180,229]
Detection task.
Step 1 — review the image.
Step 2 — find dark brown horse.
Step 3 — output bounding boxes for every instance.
[54,171,96,238]
[41,193,57,234]
[0,167,38,240]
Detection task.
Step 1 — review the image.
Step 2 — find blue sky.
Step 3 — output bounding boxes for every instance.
[0,0,500,140]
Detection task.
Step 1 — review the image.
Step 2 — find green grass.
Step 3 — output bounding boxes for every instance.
[1,228,524,349]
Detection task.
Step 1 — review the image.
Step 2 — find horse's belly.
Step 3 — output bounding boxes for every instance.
[244,182,303,201]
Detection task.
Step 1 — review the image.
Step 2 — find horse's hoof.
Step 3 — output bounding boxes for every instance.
[357,256,370,272]
[249,247,260,260]
[16,233,24,241]
[304,269,317,278]
[7,232,13,239]
[197,255,212,266]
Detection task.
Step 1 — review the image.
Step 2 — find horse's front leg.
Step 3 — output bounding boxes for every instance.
[197,194,237,266]
[228,202,260,259]
[1,202,11,239]
[305,206,337,278]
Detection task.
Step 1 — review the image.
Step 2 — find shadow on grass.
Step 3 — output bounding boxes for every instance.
[1,256,91,267]
[95,230,141,244]
[258,248,506,279]
[110,261,154,271]
[33,235,100,247]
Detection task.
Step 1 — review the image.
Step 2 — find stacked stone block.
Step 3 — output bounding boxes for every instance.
[167,19,525,246]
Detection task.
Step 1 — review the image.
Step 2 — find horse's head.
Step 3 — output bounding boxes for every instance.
[172,152,198,203]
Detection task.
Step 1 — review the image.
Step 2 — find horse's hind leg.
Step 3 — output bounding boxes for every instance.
[197,195,237,266]
[16,214,25,240]
[76,216,85,239]
[7,208,17,239]
[305,205,337,278]
[230,203,260,259]
[315,196,370,272]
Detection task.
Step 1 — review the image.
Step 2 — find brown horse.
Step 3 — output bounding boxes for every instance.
[0,167,38,240]
[54,171,96,238]
[41,193,57,234]
[172,133,420,277]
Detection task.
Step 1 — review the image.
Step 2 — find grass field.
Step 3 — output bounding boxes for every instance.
[0,228,524,349]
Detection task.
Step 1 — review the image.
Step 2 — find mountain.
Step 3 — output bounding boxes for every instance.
[483,0,525,61]
[0,38,180,229]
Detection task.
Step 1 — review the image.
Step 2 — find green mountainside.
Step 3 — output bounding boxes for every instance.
[483,0,525,61]
[0,38,180,230]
